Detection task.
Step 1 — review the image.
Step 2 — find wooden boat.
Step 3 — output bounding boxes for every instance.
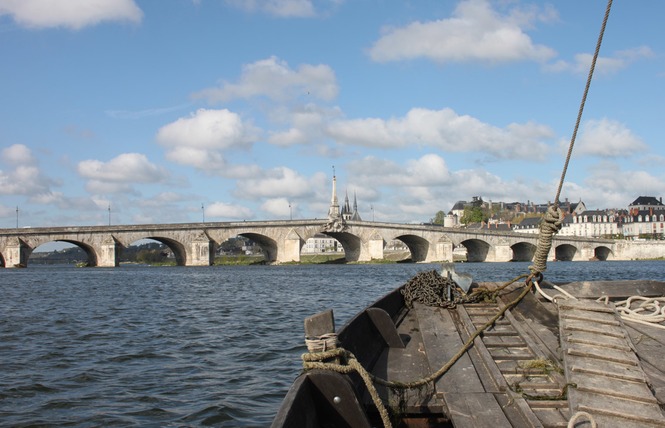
[274,2,665,426]
[271,271,665,427]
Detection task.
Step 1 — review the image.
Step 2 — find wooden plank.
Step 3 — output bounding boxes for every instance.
[443,392,512,427]
[573,372,658,404]
[558,299,665,426]
[413,303,485,395]
[569,359,646,383]
[455,306,508,393]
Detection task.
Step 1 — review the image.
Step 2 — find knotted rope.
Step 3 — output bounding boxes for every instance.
[529,205,564,276]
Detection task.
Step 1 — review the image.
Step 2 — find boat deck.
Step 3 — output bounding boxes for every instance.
[366,281,665,427]
[273,279,665,428]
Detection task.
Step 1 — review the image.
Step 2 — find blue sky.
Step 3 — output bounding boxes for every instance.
[1,0,664,229]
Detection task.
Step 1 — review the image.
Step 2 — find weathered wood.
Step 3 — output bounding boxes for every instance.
[456,305,509,393]
[366,307,405,348]
[304,309,335,338]
[556,280,665,300]
[443,392,512,427]
[558,299,665,427]
[413,303,485,395]
[370,308,443,413]
[271,371,372,428]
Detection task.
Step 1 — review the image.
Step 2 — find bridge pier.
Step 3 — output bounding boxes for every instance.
[3,237,30,268]
[488,241,513,262]
[277,229,303,263]
[189,233,214,266]
[368,233,385,261]
[99,235,120,267]
[573,244,596,261]
[425,237,453,263]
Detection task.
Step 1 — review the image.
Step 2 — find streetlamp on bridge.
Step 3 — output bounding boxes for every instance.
[16,206,18,228]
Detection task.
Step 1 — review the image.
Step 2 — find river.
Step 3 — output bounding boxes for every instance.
[1,260,664,427]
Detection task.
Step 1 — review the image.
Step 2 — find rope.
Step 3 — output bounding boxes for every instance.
[529,206,564,276]
[611,296,665,330]
[302,274,532,428]
[305,333,338,353]
[530,0,613,279]
[554,0,613,205]
[567,410,597,428]
[302,347,393,428]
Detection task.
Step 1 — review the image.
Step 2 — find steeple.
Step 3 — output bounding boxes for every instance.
[341,190,352,220]
[328,166,340,220]
[351,191,362,221]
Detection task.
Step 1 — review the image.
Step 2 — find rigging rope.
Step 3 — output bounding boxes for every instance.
[530,0,613,278]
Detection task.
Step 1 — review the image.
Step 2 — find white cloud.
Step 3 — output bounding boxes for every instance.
[571,118,647,158]
[156,108,261,174]
[78,153,168,183]
[206,201,254,220]
[0,145,55,196]
[368,0,555,64]
[545,46,654,75]
[327,107,553,160]
[565,162,665,209]
[0,0,143,30]
[267,104,341,147]
[2,143,35,165]
[261,197,292,217]
[343,153,560,222]
[77,153,168,194]
[224,0,315,17]
[193,56,338,103]
[235,167,317,199]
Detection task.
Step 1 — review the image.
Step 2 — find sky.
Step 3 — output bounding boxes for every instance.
[1,0,664,230]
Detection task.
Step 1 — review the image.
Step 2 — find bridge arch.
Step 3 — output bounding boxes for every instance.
[32,239,98,267]
[321,232,362,262]
[122,237,186,266]
[593,245,613,261]
[555,244,577,261]
[461,239,491,262]
[393,234,429,262]
[236,233,277,263]
[511,242,537,262]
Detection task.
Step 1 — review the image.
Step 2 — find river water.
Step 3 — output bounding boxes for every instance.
[2,260,665,427]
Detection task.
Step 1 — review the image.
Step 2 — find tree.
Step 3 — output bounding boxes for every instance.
[431,210,446,225]
[460,206,486,225]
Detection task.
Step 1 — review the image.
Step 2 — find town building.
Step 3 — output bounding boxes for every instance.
[621,196,665,239]
[559,210,619,238]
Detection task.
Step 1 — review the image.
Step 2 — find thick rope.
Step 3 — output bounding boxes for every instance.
[302,348,392,428]
[530,0,613,279]
[529,206,564,276]
[610,296,665,330]
[302,274,533,428]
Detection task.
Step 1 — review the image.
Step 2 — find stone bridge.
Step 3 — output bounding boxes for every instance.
[0,219,622,268]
